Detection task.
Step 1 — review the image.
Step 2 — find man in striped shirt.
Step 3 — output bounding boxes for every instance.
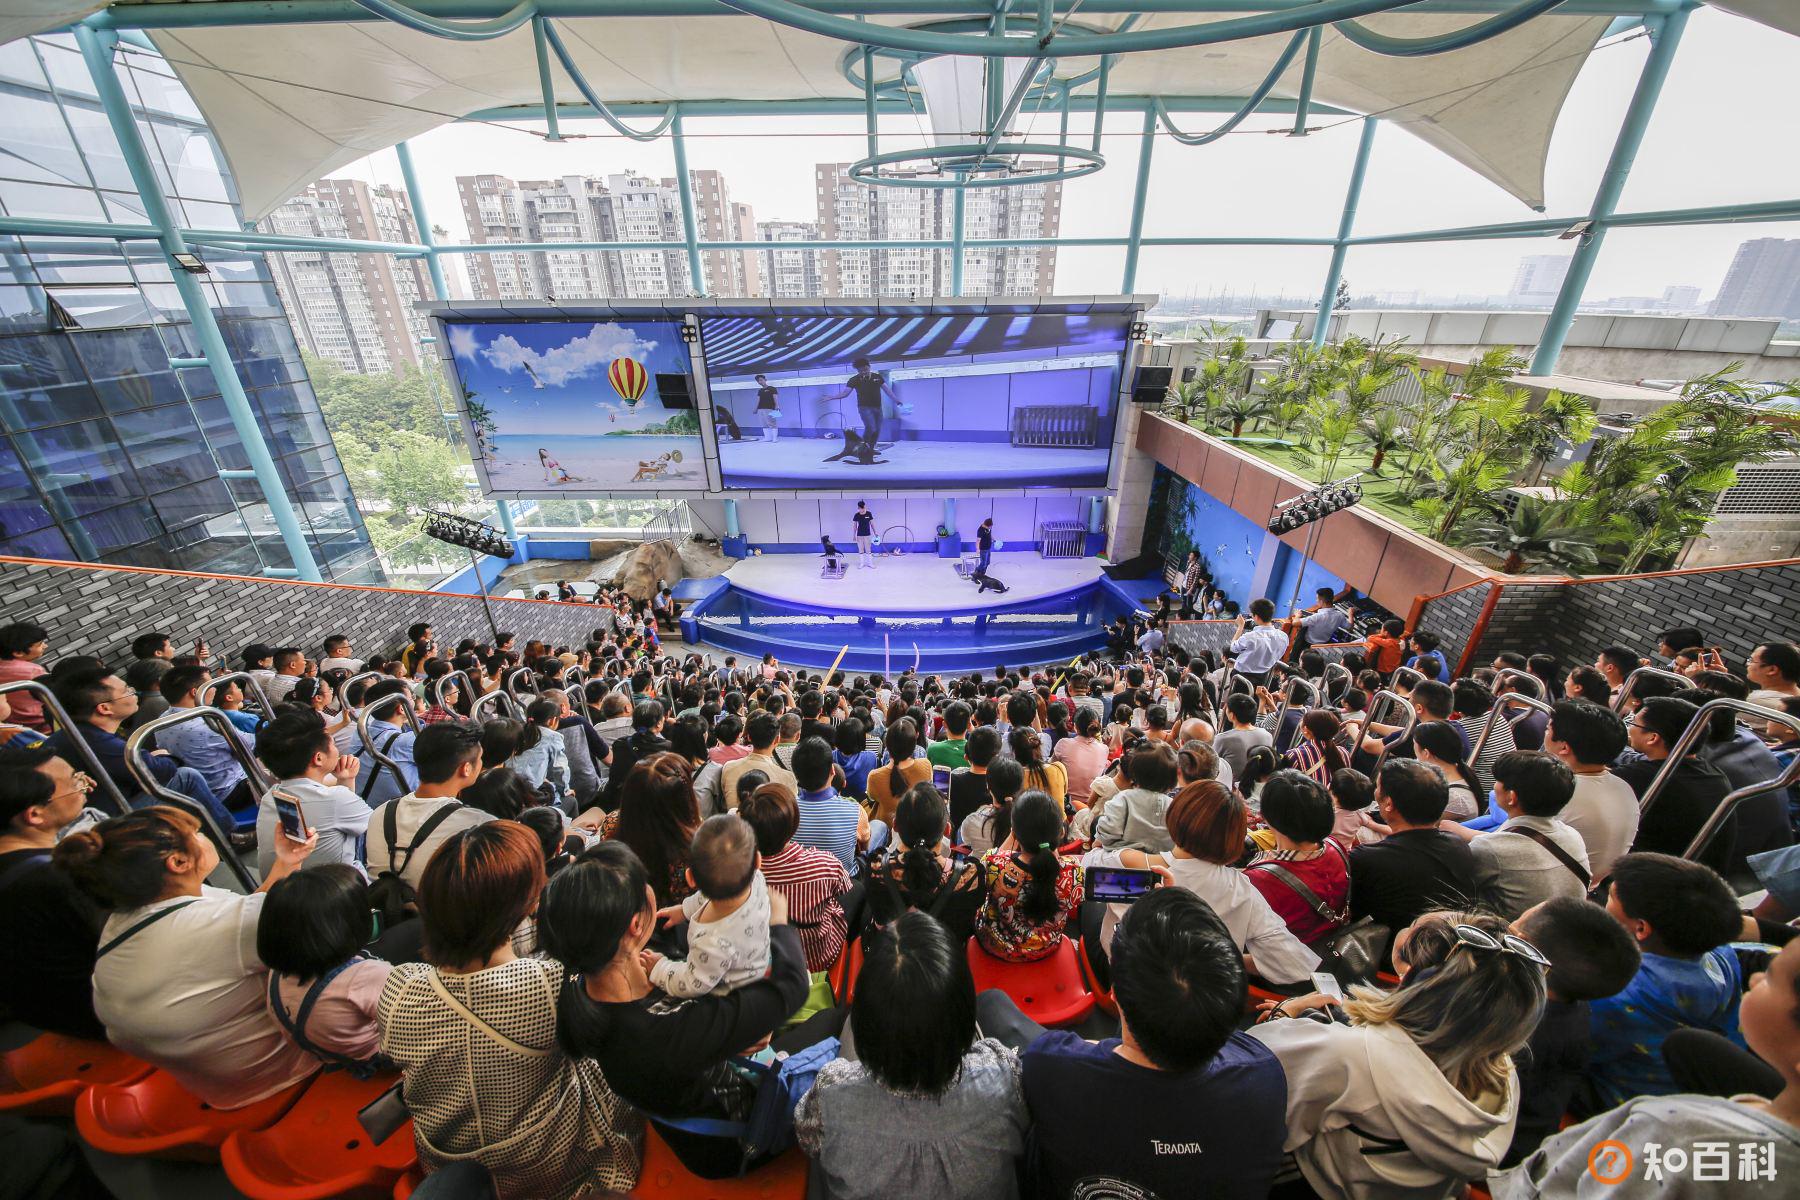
[790,735,877,874]
[739,780,850,973]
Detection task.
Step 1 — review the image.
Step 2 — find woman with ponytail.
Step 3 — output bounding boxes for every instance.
[867,782,984,942]
[1009,727,1068,812]
[974,791,1082,963]
[55,805,319,1109]
[1283,709,1348,787]
[1412,720,1484,821]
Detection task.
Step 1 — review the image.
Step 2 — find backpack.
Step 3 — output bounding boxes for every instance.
[647,1037,840,1170]
[366,800,465,930]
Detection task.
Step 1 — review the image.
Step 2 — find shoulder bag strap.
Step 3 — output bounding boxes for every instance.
[268,958,361,1066]
[1246,860,1343,925]
[1501,826,1591,887]
[397,803,464,876]
[424,970,549,1057]
[97,898,200,957]
[383,800,403,873]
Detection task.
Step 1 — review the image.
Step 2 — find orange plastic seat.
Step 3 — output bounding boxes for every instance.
[390,1171,421,1200]
[631,1123,808,1199]
[0,1033,152,1117]
[1073,941,1117,1017]
[222,1070,417,1200]
[830,935,865,1005]
[965,937,1095,1028]
[75,1066,311,1161]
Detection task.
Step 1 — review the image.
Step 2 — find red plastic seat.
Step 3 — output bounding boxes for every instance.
[1073,940,1117,1017]
[390,1171,421,1200]
[222,1070,417,1200]
[75,1066,311,1161]
[830,935,865,1006]
[0,1033,152,1117]
[631,1123,808,1199]
[965,937,1095,1028]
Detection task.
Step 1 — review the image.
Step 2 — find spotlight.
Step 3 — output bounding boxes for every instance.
[1129,321,1150,341]
[680,323,700,344]
[420,509,514,558]
[170,251,209,274]
[1266,473,1364,535]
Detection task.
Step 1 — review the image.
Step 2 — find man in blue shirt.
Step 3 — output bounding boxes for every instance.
[980,886,1288,1199]
[354,678,420,807]
[154,664,258,809]
[1586,852,1747,1111]
[44,667,242,843]
[1406,630,1452,682]
[790,735,878,873]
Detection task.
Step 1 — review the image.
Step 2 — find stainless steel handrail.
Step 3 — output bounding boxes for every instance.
[199,670,275,718]
[1365,689,1419,778]
[1389,665,1426,693]
[1492,667,1546,701]
[1471,692,1556,763]
[560,664,586,689]
[504,666,541,702]
[0,679,129,815]
[433,669,475,715]
[355,691,422,798]
[471,688,522,723]
[337,670,383,710]
[1613,665,1692,712]
[1321,661,1353,702]
[123,707,259,891]
[1273,675,1320,755]
[1634,698,1800,866]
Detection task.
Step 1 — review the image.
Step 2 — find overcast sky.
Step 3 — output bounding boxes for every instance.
[331,7,1799,306]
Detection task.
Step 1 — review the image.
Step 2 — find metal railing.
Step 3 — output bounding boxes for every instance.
[1492,668,1546,701]
[1272,675,1320,756]
[1632,697,1800,864]
[337,670,384,710]
[642,502,692,546]
[1389,665,1426,693]
[0,680,129,816]
[471,688,522,723]
[434,669,476,715]
[199,671,275,719]
[560,664,587,690]
[1321,661,1354,703]
[504,666,541,705]
[355,691,422,800]
[123,706,259,892]
[1612,665,1692,712]
[1364,689,1418,778]
[1472,692,1555,764]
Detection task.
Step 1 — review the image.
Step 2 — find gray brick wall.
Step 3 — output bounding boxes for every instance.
[1411,581,1494,674]
[1471,561,1800,667]
[0,558,619,665]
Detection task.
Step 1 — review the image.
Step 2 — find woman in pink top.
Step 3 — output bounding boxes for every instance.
[0,623,50,731]
[259,865,393,1070]
[1052,707,1110,810]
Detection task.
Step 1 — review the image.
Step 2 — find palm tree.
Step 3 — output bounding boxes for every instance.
[1218,391,1272,438]
[1453,495,1608,575]
[1358,406,1410,474]
[1163,379,1204,423]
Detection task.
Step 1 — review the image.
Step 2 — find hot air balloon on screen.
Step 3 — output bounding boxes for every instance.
[609,357,649,408]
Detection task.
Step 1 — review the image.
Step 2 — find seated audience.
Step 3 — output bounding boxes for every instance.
[363,721,491,891]
[1461,750,1590,919]
[1347,759,1478,957]
[258,864,392,1070]
[601,751,702,907]
[1252,910,1547,1199]
[866,782,985,941]
[961,756,1024,858]
[1616,696,1735,872]
[55,805,320,1108]
[0,622,50,731]
[1586,851,1749,1110]
[797,912,1027,1200]
[1244,770,1351,945]
[355,678,420,806]
[1086,780,1318,985]
[1542,700,1638,883]
[254,709,373,876]
[791,735,873,873]
[719,711,797,809]
[973,791,1083,963]
[1502,896,1642,1165]
[379,822,640,1197]
[541,841,840,1179]
[645,814,771,998]
[739,780,849,973]
[0,745,105,1037]
[1328,767,1376,848]
[1093,741,1180,852]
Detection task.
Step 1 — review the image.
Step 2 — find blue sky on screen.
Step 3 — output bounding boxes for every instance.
[445,320,693,435]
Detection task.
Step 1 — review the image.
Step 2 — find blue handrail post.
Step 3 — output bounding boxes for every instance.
[951,187,967,296]
[671,108,708,296]
[724,499,741,538]
[1311,117,1378,348]
[395,140,448,300]
[1121,107,1156,292]
[1529,4,1689,376]
[73,21,323,583]
[1290,24,1321,136]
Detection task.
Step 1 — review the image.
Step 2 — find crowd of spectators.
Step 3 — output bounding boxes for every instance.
[0,598,1797,1200]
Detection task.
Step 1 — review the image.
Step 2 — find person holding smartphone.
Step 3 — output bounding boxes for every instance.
[253,710,374,878]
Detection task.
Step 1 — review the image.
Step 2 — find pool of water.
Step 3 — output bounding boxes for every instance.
[691,582,1134,673]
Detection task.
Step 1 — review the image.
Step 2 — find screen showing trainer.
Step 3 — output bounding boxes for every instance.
[444,319,704,494]
[702,311,1129,490]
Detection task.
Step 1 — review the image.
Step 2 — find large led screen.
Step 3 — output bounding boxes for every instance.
[702,311,1129,490]
[444,319,704,493]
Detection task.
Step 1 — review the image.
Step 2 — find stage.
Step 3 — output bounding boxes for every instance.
[684,552,1142,673]
[721,550,1104,613]
[716,437,1109,489]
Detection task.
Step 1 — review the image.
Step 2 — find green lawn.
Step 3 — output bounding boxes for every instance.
[1165,417,1440,539]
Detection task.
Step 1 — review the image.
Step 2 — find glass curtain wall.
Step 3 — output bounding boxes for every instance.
[0,34,382,582]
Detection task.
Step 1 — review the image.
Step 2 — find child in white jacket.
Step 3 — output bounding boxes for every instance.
[642,814,771,999]
[1249,910,1548,1199]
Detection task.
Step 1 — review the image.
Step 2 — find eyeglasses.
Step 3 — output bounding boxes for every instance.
[53,771,96,803]
[1450,923,1551,968]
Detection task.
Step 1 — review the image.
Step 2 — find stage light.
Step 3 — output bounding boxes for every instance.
[680,323,699,344]
[1129,321,1151,341]
[1266,473,1364,536]
[170,251,209,274]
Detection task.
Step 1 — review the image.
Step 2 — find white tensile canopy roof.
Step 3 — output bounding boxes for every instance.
[1,3,1796,222]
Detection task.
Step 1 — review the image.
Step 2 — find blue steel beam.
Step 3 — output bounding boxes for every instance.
[1529,3,1688,376]
[670,109,708,296]
[1311,116,1377,349]
[92,1,1683,32]
[1120,107,1156,293]
[951,187,967,296]
[1290,23,1320,136]
[395,140,450,299]
[72,22,323,584]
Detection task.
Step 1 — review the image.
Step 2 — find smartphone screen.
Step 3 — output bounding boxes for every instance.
[1083,866,1159,904]
[272,789,309,842]
[1312,971,1344,1001]
[931,765,953,793]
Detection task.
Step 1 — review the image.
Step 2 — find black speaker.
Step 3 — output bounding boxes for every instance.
[656,372,694,409]
[1131,364,1172,405]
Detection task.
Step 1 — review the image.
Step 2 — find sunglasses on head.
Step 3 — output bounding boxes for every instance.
[1450,923,1551,968]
